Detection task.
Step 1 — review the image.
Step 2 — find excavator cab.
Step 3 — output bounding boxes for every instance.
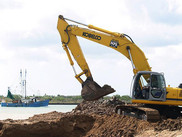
[132,71,166,101]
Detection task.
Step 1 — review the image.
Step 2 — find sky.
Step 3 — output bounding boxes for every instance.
[0,0,182,96]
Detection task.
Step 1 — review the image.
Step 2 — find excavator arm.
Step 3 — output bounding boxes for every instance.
[57,15,151,100]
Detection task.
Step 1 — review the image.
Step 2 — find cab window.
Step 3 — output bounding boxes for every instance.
[151,74,166,98]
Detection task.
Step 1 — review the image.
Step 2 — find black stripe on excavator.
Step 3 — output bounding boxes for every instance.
[166,98,182,101]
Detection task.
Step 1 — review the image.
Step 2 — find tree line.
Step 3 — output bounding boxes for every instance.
[0,94,131,103]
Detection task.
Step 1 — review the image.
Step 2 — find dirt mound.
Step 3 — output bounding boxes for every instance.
[28,111,64,122]
[0,113,95,137]
[0,113,150,137]
[154,118,182,131]
[86,114,151,137]
[73,98,124,115]
[0,99,182,137]
[73,100,151,137]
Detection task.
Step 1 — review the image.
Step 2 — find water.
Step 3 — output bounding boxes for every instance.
[0,105,76,120]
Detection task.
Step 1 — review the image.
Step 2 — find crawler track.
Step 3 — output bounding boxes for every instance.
[115,105,160,121]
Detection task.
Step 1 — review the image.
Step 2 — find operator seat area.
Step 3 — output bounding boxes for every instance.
[132,71,166,101]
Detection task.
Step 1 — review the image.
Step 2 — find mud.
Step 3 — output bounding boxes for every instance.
[0,99,181,137]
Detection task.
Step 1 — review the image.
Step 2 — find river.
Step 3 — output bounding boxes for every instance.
[0,105,77,120]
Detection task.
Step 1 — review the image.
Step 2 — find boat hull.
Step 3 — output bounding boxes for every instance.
[1,100,49,107]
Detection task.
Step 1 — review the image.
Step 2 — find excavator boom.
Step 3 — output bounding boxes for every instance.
[57,15,151,100]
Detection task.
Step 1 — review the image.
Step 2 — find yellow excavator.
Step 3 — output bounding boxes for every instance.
[57,15,182,121]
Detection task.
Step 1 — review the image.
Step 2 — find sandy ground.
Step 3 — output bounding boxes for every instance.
[0,99,181,137]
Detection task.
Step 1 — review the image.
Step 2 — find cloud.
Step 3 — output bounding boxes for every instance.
[0,0,182,97]
[146,43,182,87]
[167,0,182,14]
[1,0,182,47]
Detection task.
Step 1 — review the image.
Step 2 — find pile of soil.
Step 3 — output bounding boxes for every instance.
[72,98,124,115]
[0,99,181,137]
[0,113,94,137]
[154,118,182,131]
[85,114,151,137]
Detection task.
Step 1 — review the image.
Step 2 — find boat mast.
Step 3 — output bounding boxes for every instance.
[20,69,27,99]
[20,69,23,98]
[25,69,27,99]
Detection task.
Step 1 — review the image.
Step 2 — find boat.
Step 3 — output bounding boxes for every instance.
[1,98,49,107]
[1,96,49,107]
[1,89,49,107]
[1,70,49,107]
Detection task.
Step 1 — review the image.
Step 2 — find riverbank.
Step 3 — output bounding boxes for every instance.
[49,102,79,105]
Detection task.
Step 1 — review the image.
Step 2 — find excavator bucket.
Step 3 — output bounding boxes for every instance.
[81,79,115,101]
